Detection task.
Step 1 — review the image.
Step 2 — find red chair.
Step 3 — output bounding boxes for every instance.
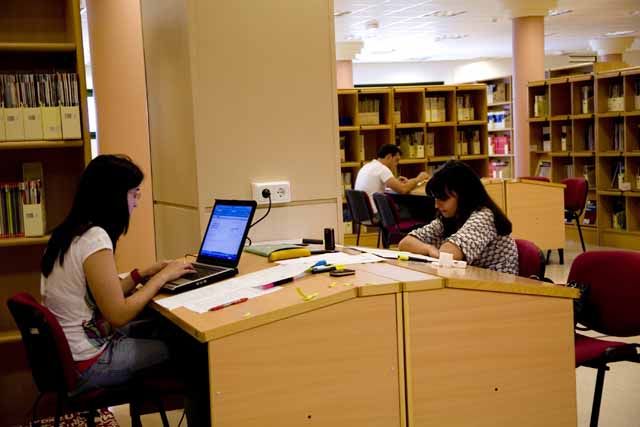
[562,177,589,252]
[514,239,546,280]
[569,251,640,427]
[7,292,183,427]
[345,189,381,247]
[385,194,426,233]
[373,193,421,248]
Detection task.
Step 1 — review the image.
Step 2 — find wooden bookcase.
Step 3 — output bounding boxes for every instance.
[476,76,514,179]
[0,1,90,421]
[338,84,488,236]
[527,66,640,250]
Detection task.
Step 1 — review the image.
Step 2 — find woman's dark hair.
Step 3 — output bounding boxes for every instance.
[426,160,512,237]
[42,154,144,276]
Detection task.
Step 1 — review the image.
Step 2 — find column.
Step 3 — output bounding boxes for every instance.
[589,37,633,68]
[336,41,363,89]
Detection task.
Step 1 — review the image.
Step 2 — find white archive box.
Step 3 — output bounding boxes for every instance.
[23,107,44,140]
[0,108,5,141]
[5,107,25,141]
[23,203,46,236]
[61,105,81,139]
[42,106,62,139]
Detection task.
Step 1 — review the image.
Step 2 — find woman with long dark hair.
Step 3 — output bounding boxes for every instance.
[41,154,195,395]
[399,160,518,274]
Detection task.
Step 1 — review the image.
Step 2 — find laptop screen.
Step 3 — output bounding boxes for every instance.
[198,200,256,266]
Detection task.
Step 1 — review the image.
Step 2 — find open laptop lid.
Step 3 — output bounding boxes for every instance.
[196,199,257,268]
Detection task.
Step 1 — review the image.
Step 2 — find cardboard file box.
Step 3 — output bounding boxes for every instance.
[42,106,62,140]
[61,105,81,139]
[23,107,44,140]
[23,203,46,237]
[358,112,380,126]
[5,107,25,141]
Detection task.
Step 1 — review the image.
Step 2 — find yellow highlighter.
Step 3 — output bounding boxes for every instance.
[268,248,311,262]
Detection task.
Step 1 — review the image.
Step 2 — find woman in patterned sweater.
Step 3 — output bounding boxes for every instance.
[398,160,518,274]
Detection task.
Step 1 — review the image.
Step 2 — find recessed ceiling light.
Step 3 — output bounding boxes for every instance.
[334,10,351,17]
[434,33,469,42]
[548,9,572,17]
[422,10,467,18]
[371,49,396,55]
[604,30,635,36]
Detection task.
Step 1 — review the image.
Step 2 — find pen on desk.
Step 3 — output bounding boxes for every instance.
[209,297,248,312]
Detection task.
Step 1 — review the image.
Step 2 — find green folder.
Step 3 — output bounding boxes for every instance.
[244,244,303,257]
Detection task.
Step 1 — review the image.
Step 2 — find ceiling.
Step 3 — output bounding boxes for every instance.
[334,0,640,62]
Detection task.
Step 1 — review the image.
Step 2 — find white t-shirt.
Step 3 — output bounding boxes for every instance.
[41,226,113,361]
[354,159,393,213]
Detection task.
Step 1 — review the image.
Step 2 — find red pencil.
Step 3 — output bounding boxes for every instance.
[208,297,248,312]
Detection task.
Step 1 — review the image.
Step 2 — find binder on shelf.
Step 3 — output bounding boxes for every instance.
[22,162,46,237]
[5,107,25,141]
[0,107,5,141]
[42,106,62,139]
[23,107,44,140]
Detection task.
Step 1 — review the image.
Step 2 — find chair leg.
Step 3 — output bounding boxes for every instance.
[53,394,63,427]
[590,366,608,427]
[558,248,564,265]
[575,217,586,252]
[376,228,381,248]
[156,397,170,427]
[355,223,361,246]
[130,401,143,427]
[86,409,97,427]
[546,250,551,265]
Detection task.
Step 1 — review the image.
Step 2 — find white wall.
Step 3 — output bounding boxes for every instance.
[354,51,640,85]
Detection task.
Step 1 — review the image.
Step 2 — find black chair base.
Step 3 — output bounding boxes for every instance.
[546,248,564,265]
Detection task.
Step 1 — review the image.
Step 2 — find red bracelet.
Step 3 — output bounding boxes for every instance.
[130,268,144,285]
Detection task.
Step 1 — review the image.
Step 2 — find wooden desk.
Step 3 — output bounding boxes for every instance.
[408,178,565,251]
[390,260,578,427]
[153,254,441,427]
[506,179,566,251]
[153,254,577,426]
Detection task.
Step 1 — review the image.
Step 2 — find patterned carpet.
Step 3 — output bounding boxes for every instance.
[16,409,118,427]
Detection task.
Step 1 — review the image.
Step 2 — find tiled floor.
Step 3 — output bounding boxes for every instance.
[112,241,640,426]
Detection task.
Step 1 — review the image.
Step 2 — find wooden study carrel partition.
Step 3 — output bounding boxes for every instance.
[152,252,578,427]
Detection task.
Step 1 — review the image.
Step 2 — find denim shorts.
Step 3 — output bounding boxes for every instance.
[71,320,170,396]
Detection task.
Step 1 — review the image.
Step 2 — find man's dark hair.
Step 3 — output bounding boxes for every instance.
[377,144,402,159]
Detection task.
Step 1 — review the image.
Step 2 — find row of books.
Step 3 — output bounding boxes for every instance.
[397,130,425,159]
[489,159,511,179]
[457,129,481,155]
[488,135,510,155]
[486,82,507,104]
[0,179,45,238]
[611,119,624,151]
[0,72,81,141]
[456,95,475,121]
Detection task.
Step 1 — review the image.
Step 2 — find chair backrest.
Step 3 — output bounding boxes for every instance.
[385,194,402,224]
[372,193,399,233]
[345,189,375,225]
[514,239,546,280]
[519,176,550,183]
[568,251,640,337]
[7,292,78,394]
[560,177,588,214]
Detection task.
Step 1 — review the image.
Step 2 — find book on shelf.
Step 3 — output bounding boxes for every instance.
[0,163,45,238]
[0,72,81,142]
[560,125,569,151]
[357,96,381,125]
[564,164,574,179]
[535,160,552,178]
[456,94,474,121]
[612,198,626,230]
[585,123,595,151]
[426,131,435,157]
[580,85,593,114]
[489,134,510,155]
[610,160,625,190]
[583,164,596,188]
[339,136,346,162]
[489,159,511,179]
[607,83,624,112]
[582,200,597,225]
[613,118,624,151]
[393,98,401,123]
[542,126,551,152]
[425,96,446,122]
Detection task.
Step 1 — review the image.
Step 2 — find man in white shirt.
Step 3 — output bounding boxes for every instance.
[354,144,429,212]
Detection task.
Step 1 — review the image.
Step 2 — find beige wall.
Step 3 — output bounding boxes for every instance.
[86,0,156,271]
[141,0,341,259]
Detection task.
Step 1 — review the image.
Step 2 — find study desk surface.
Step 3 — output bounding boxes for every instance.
[152,253,442,343]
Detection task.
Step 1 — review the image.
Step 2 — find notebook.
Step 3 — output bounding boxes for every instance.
[163,199,257,293]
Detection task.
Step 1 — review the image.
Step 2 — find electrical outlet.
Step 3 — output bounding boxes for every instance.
[251,181,291,204]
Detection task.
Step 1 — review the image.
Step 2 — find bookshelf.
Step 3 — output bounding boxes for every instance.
[0,0,89,355]
[527,66,640,250]
[338,84,488,236]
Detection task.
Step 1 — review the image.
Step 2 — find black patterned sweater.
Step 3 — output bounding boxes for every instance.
[408,207,519,274]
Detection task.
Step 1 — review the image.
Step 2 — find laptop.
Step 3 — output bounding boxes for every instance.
[163,199,257,293]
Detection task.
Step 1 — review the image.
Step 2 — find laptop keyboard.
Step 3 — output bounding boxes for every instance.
[183,265,226,280]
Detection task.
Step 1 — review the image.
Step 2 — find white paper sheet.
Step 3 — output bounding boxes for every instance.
[349,246,438,262]
[356,262,436,282]
[155,263,310,311]
[184,286,282,314]
[276,252,383,267]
